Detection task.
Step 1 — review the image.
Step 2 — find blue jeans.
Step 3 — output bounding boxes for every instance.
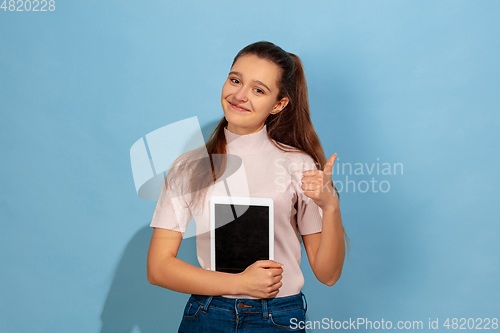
[178,292,308,332]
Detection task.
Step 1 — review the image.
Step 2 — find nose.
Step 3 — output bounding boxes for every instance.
[233,86,248,102]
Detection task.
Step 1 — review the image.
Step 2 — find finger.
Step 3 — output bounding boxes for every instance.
[301,182,315,192]
[301,174,322,184]
[303,187,320,197]
[265,267,283,277]
[303,190,317,198]
[302,186,318,197]
[266,289,279,298]
[323,153,337,176]
[303,170,319,176]
[301,180,322,191]
[265,281,282,296]
[270,280,283,292]
[268,267,283,276]
[265,272,283,288]
[257,260,283,268]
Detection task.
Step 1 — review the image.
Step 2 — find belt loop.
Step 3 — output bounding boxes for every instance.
[301,292,308,313]
[202,296,214,313]
[261,299,268,320]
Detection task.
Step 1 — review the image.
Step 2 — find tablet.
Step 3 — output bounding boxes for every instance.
[210,196,274,273]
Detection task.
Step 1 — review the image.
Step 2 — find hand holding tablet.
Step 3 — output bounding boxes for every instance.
[238,260,284,299]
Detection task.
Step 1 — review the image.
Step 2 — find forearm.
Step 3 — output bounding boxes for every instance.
[311,206,345,286]
[148,256,241,296]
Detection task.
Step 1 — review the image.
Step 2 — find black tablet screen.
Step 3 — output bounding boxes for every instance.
[214,203,270,273]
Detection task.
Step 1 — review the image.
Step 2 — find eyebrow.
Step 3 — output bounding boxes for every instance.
[228,71,272,93]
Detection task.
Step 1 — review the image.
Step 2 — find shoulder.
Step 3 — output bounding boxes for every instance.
[268,140,319,174]
[165,145,206,183]
[277,142,318,168]
[175,144,206,165]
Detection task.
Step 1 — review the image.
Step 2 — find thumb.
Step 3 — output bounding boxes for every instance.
[324,153,337,176]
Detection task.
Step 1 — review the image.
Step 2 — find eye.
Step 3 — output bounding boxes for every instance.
[230,78,240,84]
[254,88,264,94]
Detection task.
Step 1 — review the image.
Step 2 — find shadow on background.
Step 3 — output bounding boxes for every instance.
[99,225,198,332]
[99,120,222,332]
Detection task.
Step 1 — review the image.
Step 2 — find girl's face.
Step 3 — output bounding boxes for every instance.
[221,54,289,135]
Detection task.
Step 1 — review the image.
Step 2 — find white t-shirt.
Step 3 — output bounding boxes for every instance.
[150,124,323,298]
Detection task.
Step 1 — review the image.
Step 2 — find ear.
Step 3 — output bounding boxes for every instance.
[271,97,290,114]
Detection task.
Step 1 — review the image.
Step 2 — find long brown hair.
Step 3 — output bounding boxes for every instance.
[165,41,347,247]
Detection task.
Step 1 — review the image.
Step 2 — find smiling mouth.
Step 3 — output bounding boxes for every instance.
[229,102,250,112]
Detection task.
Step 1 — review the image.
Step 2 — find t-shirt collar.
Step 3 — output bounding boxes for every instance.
[223,124,273,156]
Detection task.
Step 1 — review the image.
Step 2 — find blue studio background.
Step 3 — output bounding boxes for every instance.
[1,1,499,332]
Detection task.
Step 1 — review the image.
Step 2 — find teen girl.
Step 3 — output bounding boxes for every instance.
[147,41,346,332]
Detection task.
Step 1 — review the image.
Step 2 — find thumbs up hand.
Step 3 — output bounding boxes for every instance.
[301,154,339,211]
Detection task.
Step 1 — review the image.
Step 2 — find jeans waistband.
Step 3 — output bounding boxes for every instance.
[191,292,307,320]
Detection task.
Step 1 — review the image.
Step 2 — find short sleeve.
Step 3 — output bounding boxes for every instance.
[149,160,193,233]
[296,154,323,236]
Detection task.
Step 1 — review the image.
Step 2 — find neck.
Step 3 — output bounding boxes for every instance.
[226,123,265,135]
[224,124,274,156]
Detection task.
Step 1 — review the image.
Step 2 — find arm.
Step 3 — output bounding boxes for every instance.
[147,227,284,298]
[302,204,345,286]
[300,153,346,286]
